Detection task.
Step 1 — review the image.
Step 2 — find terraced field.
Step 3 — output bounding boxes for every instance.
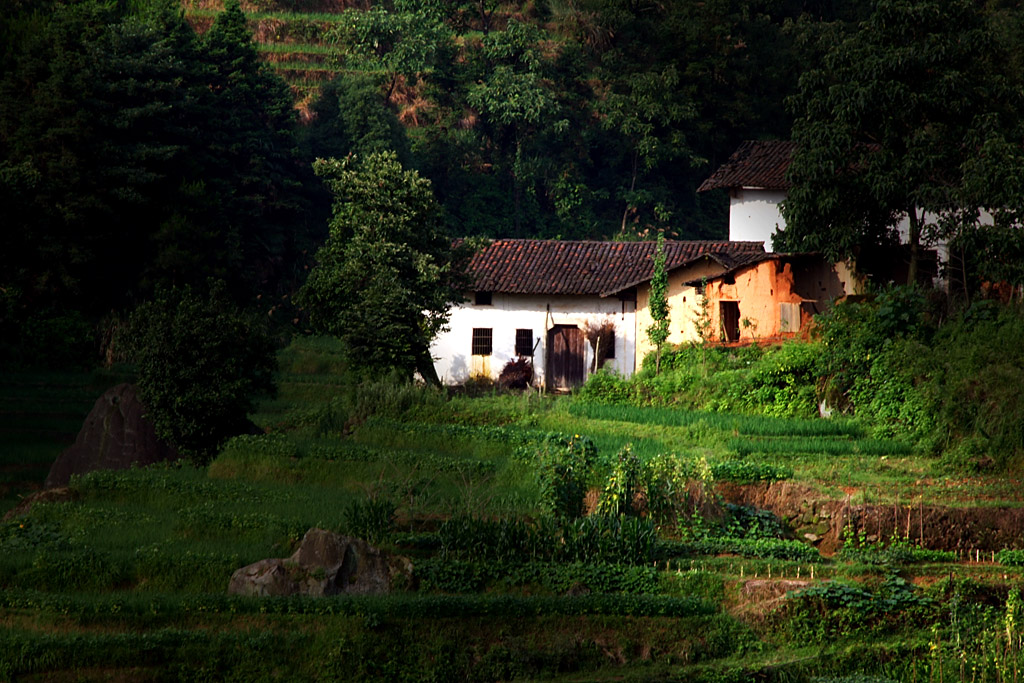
[6,337,1024,680]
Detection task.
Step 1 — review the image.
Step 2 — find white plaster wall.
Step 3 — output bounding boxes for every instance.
[894,209,994,276]
[729,188,787,252]
[430,293,637,387]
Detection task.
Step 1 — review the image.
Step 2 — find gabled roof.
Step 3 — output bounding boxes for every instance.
[681,252,833,287]
[466,239,765,296]
[698,140,796,192]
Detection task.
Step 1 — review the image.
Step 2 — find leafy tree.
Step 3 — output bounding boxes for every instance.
[127,281,277,464]
[194,0,308,294]
[466,20,570,236]
[646,234,670,374]
[332,0,452,101]
[301,72,413,167]
[299,152,467,384]
[779,0,1021,284]
[595,65,698,235]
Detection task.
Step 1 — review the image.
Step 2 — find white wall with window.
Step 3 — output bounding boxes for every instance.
[430,292,637,388]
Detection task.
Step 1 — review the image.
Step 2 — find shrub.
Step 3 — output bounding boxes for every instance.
[575,369,635,404]
[534,434,597,519]
[918,305,1024,469]
[743,341,820,418]
[813,285,935,414]
[126,281,277,464]
[996,549,1024,566]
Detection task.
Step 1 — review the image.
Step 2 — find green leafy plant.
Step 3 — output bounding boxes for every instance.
[595,445,643,517]
[534,434,597,519]
[344,497,396,544]
[646,234,670,374]
[126,280,277,464]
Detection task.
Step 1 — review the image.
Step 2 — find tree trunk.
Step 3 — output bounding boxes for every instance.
[620,148,639,235]
[907,208,921,286]
[415,342,442,387]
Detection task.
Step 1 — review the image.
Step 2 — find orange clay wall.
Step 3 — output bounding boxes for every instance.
[704,260,802,341]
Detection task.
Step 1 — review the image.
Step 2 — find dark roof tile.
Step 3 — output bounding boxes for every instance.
[466,239,765,296]
[698,140,796,192]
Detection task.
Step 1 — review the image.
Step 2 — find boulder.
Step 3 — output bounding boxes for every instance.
[45,383,180,488]
[228,528,413,597]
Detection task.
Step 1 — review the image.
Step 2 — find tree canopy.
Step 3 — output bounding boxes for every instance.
[299,152,467,384]
[778,0,1024,284]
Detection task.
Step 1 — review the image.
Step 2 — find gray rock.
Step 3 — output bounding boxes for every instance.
[228,528,413,597]
[45,383,180,488]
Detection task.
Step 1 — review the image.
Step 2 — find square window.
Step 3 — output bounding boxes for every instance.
[475,291,492,306]
[472,328,492,355]
[515,329,533,356]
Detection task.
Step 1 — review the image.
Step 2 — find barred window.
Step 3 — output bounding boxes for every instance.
[472,328,492,355]
[515,329,534,356]
[475,291,492,305]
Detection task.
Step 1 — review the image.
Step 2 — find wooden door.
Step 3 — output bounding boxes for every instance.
[720,301,740,342]
[547,325,584,392]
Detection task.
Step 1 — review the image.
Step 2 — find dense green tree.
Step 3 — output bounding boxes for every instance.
[778,0,1022,283]
[194,0,309,294]
[595,65,698,235]
[0,0,314,328]
[465,20,575,236]
[128,281,277,463]
[302,73,413,167]
[299,152,467,384]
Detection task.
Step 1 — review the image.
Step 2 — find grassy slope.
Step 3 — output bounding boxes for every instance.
[3,338,1024,680]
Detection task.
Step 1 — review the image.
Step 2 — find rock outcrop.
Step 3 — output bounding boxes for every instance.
[228,528,413,597]
[45,383,180,488]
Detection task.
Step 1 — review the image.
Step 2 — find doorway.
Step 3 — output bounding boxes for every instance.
[547,325,584,392]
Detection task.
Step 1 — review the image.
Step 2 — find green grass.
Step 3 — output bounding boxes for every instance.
[568,402,866,438]
[727,436,913,457]
[271,63,343,73]
[5,337,1024,680]
[257,41,339,55]
[185,9,352,22]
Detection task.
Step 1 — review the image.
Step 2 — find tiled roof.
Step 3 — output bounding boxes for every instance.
[466,239,765,296]
[697,140,797,192]
[681,252,802,286]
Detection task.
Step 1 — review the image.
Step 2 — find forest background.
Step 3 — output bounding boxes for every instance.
[0,0,918,365]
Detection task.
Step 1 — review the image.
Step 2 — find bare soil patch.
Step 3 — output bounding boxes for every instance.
[718,481,1024,553]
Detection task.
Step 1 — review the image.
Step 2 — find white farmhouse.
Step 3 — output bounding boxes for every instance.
[430,239,764,391]
[700,139,950,285]
[697,140,796,253]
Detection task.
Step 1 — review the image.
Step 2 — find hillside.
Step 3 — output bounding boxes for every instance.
[5,335,1024,680]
